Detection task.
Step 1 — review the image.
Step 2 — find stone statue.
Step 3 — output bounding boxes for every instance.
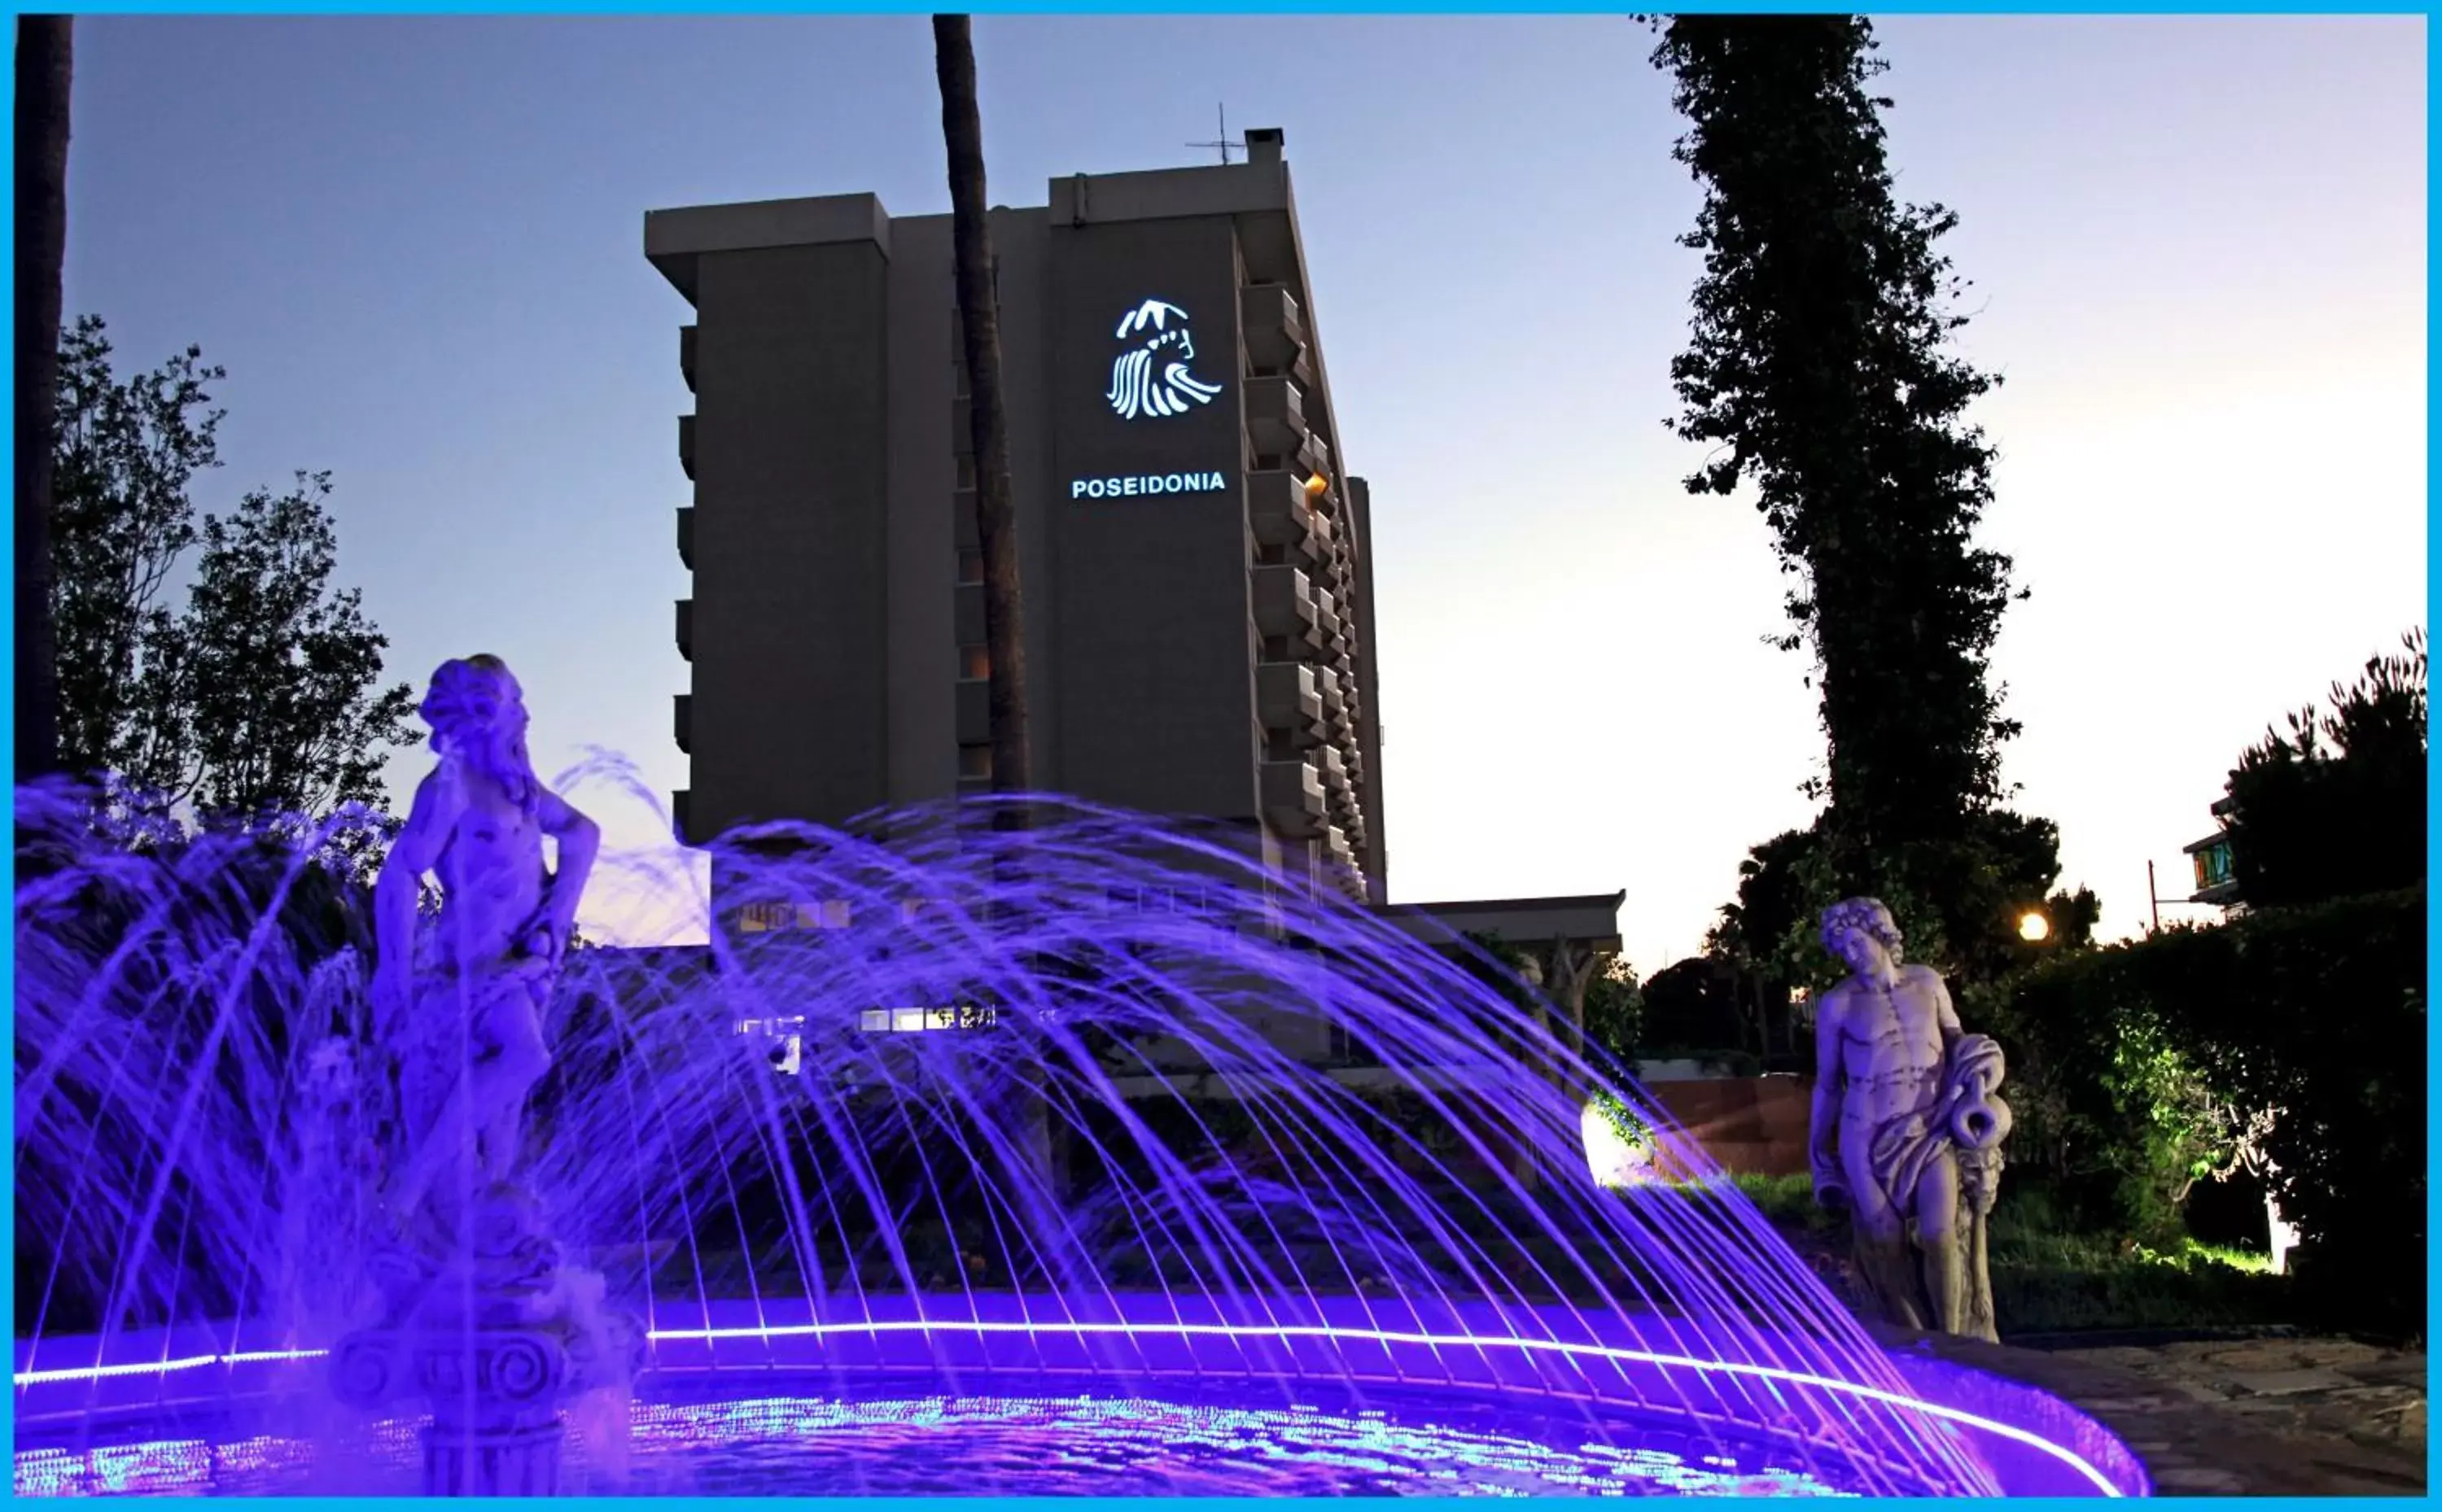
[372,654,599,1230]
[1807,898,2011,1344]
[335,655,637,1497]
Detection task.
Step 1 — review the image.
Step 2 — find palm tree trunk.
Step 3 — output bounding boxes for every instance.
[15,15,71,783]
[934,15,1059,1200]
[933,14,1029,812]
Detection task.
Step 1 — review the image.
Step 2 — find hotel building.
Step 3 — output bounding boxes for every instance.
[646,129,1384,903]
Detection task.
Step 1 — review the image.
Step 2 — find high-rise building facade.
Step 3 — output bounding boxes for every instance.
[647,129,1385,902]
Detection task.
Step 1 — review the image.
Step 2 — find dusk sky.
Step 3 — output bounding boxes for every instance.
[60,15,2425,973]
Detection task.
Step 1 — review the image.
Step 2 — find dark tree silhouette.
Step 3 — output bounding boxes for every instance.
[934,15,1031,811]
[1652,17,2025,885]
[2221,629,2427,911]
[15,15,72,780]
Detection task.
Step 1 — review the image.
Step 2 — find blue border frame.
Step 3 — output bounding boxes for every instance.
[2,9,2431,1512]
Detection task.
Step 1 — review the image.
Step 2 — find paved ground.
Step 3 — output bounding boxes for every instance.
[1884,1326,2428,1496]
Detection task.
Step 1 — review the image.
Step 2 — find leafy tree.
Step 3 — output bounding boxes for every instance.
[1635,955,1762,1062]
[2220,628,2426,911]
[1707,812,2096,999]
[164,473,419,822]
[51,315,225,781]
[1652,17,2033,898]
[49,317,416,840]
[1582,959,1643,1066]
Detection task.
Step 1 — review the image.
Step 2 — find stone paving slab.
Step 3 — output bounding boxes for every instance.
[1872,1324,2428,1496]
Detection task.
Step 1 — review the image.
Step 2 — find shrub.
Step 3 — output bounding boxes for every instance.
[1982,887,2423,1335]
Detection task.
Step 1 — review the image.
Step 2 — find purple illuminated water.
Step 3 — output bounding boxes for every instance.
[11,771,2149,1497]
[18,1377,1862,1498]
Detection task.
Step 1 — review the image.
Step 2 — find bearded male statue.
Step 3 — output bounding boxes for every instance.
[1806,898,2010,1343]
[372,654,600,1236]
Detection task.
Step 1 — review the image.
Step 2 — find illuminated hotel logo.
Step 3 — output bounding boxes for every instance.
[1105,299,1224,421]
[1071,470,1228,499]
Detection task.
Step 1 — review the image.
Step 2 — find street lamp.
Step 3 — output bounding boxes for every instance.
[2017,910,2051,943]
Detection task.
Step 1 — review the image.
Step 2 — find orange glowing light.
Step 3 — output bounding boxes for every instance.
[1302,473,1329,498]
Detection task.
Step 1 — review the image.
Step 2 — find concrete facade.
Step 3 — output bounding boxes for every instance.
[649,129,1385,905]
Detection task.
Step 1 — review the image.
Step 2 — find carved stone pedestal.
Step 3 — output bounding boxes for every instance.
[330,1186,633,1497]
[335,1324,569,1496]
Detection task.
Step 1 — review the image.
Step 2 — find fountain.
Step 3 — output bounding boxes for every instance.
[11,680,2150,1497]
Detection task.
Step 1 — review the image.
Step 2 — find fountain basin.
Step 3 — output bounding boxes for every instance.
[15,1292,2149,1497]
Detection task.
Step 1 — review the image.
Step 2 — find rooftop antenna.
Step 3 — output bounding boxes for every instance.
[1188,103,1245,166]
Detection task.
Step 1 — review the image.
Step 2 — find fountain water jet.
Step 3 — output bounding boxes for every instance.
[13,751,2149,1497]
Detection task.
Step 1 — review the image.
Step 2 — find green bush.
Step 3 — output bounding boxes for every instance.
[1981,886,2423,1335]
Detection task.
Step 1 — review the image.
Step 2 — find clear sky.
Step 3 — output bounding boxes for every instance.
[60,15,2426,973]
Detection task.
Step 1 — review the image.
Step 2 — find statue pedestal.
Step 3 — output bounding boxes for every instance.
[334,1324,568,1496]
[330,1186,633,1497]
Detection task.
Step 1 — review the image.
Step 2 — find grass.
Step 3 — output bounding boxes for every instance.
[1689,1171,2301,1337]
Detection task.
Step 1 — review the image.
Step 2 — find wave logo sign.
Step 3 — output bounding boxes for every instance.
[1105,299,1225,421]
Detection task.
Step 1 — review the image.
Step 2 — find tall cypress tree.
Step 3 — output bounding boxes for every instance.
[1655,17,2046,967]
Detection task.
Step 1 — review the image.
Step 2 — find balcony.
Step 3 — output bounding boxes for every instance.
[675,597,694,662]
[672,693,694,755]
[1314,666,1346,715]
[1261,759,1326,838]
[1313,588,1343,641]
[954,486,979,549]
[679,324,697,394]
[1240,283,1306,374]
[677,414,697,482]
[1255,662,1325,742]
[671,789,691,846]
[1246,471,1329,567]
[955,677,990,745]
[1244,376,1309,456]
[1297,432,1333,493]
[1250,566,1319,644]
[954,583,987,646]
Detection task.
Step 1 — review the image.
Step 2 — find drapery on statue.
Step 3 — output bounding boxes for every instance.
[372,654,599,1235]
[1807,898,2011,1344]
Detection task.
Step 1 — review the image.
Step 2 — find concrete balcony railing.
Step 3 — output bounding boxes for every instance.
[679,324,697,395]
[1298,432,1333,494]
[1245,471,1328,566]
[678,414,697,482]
[676,505,695,571]
[1244,376,1309,456]
[1261,759,1326,839]
[1251,565,1319,643]
[1313,588,1343,641]
[953,484,979,549]
[955,678,989,746]
[672,693,694,756]
[671,788,692,846]
[1255,662,1325,744]
[1240,283,1306,374]
[675,597,694,662]
[1314,666,1346,715]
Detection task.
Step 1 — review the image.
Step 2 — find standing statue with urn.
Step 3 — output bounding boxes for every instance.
[1806,898,2011,1344]
[329,655,637,1495]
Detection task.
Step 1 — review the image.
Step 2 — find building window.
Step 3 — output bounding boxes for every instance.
[959,645,990,681]
[959,744,993,781]
[956,548,984,584]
